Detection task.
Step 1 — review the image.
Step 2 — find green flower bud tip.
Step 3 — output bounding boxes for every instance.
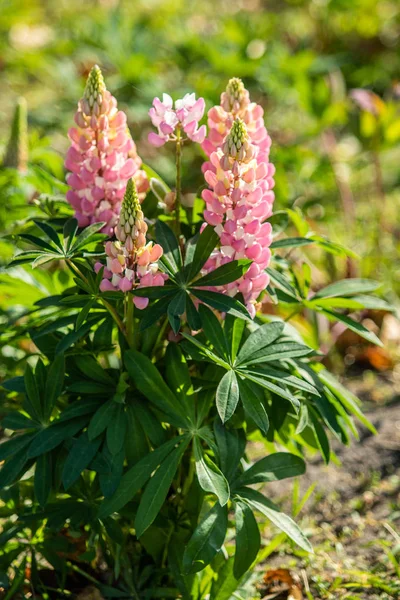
[226,77,246,103]
[3,97,28,171]
[227,117,247,152]
[83,65,106,111]
[120,179,143,227]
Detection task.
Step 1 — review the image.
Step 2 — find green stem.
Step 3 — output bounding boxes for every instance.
[152,315,169,356]
[126,294,135,348]
[67,258,127,339]
[66,259,90,286]
[175,126,182,237]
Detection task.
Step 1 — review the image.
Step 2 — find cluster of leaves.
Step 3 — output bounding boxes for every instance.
[0,196,382,598]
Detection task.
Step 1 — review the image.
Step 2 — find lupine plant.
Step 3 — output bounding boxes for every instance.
[0,67,385,599]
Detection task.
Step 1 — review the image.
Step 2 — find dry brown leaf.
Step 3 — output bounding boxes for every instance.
[261,568,303,600]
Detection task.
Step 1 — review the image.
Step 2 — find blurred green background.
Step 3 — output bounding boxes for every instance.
[1,0,400,293]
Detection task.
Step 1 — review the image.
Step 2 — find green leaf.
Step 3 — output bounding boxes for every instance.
[319,309,383,346]
[214,422,246,482]
[19,233,60,252]
[234,452,305,487]
[266,267,299,299]
[44,353,65,419]
[238,488,312,553]
[242,365,319,396]
[24,363,42,421]
[155,220,182,272]
[167,290,186,334]
[194,260,251,287]
[69,222,106,252]
[240,371,300,410]
[63,218,79,251]
[185,295,202,331]
[124,349,189,428]
[317,370,376,434]
[133,401,166,449]
[34,453,52,506]
[165,343,194,418]
[234,501,260,579]
[187,225,219,281]
[28,417,88,458]
[106,405,127,456]
[62,432,102,489]
[199,305,229,360]
[181,333,231,369]
[216,370,239,423]
[33,220,63,250]
[183,502,228,574]
[238,378,269,434]
[55,320,94,354]
[242,340,314,364]
[313,278,381,299]
[270,237,314,249]
[191,289,251,321]
[210,557,242,600]
[59,397,100,422]
[309,408,330,464]
[135,435,191,537]
[139,295,172,331]
[88,400,118,440]
[75,355,115,385]
[0,445,31,489]
[98,436,184,518]
[235,322,284,366]
[194,438,230,506]
[223,315,244,363]
[0,433,34,461]
[2,412,38,430]
[76,298,96,330]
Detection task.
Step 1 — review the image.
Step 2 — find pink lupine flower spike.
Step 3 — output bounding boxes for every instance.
[201,81,275,318]
[65,65,149,236]
[95,178,167,310]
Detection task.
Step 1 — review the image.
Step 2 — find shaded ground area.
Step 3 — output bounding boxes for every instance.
[256,392,400,600]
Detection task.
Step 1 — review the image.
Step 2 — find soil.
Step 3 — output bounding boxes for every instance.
[258,394,400,600]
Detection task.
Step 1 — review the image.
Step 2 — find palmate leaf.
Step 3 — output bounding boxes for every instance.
[235,322,284,366]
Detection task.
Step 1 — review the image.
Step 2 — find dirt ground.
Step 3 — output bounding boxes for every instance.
[255,378,400,600]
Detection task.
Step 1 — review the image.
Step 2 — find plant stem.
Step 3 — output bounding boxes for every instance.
[126,294,135,348]
[101,298,126,339]
[66,258,90,286]
[152,315,169,356]
[175,126,182,237]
